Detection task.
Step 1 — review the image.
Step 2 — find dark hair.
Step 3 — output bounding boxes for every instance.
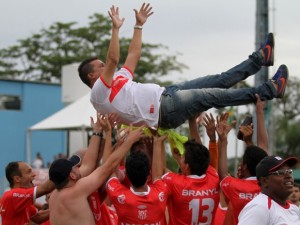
[6,161,22,188]
[242,145,268,176]
[78,57,99,87]
[125,151,150,188]
[183,140,210,176]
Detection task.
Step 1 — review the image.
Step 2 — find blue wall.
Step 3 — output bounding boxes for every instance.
[0,79,66,189]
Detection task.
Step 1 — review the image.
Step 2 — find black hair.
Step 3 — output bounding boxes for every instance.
[183,140,210,176]
[78,57,99,87]
[125,151,150,188]
[6,161,22,188]
[242,145,268,176]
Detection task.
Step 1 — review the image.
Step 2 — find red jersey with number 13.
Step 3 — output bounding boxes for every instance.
[162,166,220,225]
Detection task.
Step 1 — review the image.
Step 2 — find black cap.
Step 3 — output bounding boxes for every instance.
[256,155,298,180]
[49,155,81,186]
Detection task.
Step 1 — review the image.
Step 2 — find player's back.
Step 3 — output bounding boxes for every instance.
[162,166,219,225]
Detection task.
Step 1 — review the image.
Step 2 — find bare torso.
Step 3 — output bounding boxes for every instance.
[49,187,95,225]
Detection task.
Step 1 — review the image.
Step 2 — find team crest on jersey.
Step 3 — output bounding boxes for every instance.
[158,192,165,202]
[117,194,126,204]
[138,209,147,220]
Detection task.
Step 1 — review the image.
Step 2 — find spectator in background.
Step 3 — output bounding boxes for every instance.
[32,152,44,169]
[288,183,300,208]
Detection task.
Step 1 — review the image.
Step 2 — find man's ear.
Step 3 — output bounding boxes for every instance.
[69,171,76,180]
[13,175,21,184]
[259,176,269,188]
[88,72,94,79]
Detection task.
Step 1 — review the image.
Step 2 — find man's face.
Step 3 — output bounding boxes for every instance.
[18,162,35,188]
[90,60,105,78]
[263,165,294,201]
[288,186,300,205]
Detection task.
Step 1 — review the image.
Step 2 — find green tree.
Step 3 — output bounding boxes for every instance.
[0,13,187,82]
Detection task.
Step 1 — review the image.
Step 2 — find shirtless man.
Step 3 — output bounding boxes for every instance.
[48,113,144,225]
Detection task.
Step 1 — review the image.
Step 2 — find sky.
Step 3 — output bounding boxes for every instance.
[1,0,299,157]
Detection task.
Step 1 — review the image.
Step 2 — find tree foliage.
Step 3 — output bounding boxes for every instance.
[0,13,187,82]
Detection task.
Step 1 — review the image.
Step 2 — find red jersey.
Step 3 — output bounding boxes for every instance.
[211,204,227,225]
[162,166,220,225]
[0,187,38,225]
[220,176,260,225]
[88,191,118,225]
[106,177,168,225]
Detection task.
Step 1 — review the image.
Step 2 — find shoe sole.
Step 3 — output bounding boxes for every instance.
[266,33,274,66]
[277,65,288,98]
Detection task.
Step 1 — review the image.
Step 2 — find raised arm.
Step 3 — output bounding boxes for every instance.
[188,114,202,144]
[102,5,124,86]
[202,113,218,168]
[216,113,235,181]
[255,94,269,153]
[76,126,145,197]
[152,134,168,181]
[123,3,153,73]
[79,114,103,177]
[100,115,113,164]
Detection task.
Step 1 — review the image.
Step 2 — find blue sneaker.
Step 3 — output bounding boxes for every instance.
[260,33,274,66]
[273,65,288,98]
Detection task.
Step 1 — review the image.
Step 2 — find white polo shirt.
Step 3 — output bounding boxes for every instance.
[238,193,300,225]
[91,67,165,127]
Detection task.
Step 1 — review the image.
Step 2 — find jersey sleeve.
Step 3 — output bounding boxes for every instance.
[238,203,269,225]
[28,204,38,218]
[220,176,234,200]
[106,177,127,204]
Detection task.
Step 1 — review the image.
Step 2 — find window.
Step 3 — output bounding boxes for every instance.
[0,95,21,110]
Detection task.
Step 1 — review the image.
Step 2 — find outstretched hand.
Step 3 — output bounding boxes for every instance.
[216,112,236,141]
[202,113,216,141]
[134,3,154,26]
[108,5,125,29]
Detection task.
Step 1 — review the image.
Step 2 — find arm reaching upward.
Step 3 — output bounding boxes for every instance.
[255,94,269,153]
[216,113,235,181]
[102,5,124,86]
[124,3,153,73]
[152,134,168,181]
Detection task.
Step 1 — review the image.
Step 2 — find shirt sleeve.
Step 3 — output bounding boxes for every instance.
[28,204,38,218]
[220,176,233,200]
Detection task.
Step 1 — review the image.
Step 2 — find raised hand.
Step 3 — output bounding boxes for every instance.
[216,112,236,141]
[98,114,111,133]
[239,125,254,145]
[125,126,145,144]
[108,5,125,29]
[255,94,265,112]
[202,113,216,141]
[90,113,104,133]
[134,3,154,26]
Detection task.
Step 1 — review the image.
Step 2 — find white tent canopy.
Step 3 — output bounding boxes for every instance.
[27,93,96,163]
[30,93,95,131]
